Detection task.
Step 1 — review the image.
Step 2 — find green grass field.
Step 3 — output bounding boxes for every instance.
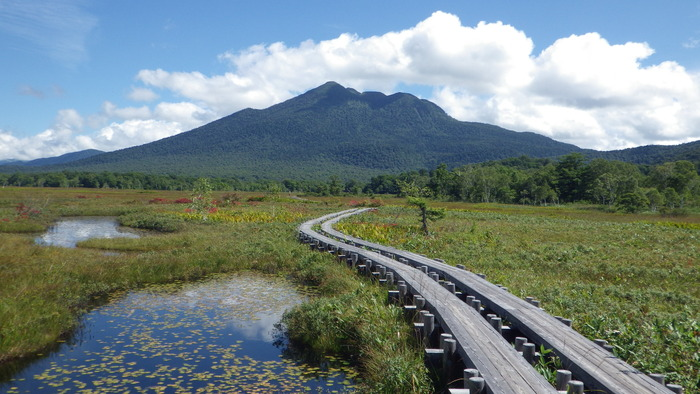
[334,202,699,391]
[0,187,432,392]
[0,187,697,392]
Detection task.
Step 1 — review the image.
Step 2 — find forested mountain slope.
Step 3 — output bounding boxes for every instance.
[27,82,582,180]
[3,82,697,180]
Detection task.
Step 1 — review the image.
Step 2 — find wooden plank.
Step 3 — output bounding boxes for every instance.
[318,209,671,394]
[300,217,556,393]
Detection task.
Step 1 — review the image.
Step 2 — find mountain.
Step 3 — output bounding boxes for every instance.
[20,149,105,166]
[12,82,582,180]
[0,149,104,172]
[1,82,696,180]
[594,140,700,167]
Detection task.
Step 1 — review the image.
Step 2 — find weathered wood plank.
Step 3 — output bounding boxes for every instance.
[318,209,671,394]
[300,212,557,393]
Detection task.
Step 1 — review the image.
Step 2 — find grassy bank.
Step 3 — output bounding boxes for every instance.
[334,204,699,392]
[0,187,431,392]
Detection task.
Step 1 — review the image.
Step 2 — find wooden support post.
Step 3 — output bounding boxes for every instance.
[422,313,435,344]
[378,265,387,278]
[567,380,584,394]
[501,325,513,341]
[439,333,453,348]
[490,316,502,334]
[429,272,439,281]
[594,339,608,348]
[404,304,417,320]
[424,348,444,372]
[471,299,481,313]
[398,283,408,302]
[414,295,426,310]
[523,343,536,365]
[442,338,457,381]
[666,384,684,394]
[385,271,394,285]
[649,374,665,385]
[463,368,480,381]
[556,370,572,391]
[387,290,400,305]
[514,337,528,352]
[467,377,485,394]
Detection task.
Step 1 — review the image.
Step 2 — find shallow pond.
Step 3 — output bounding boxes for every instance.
[35,217,140,248]
[0,274,357,393]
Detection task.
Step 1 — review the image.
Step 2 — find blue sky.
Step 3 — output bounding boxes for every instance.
[1,0,700,160]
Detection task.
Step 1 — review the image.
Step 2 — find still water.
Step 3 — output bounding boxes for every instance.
[34,217,139,248]
[2,218,356,392]
[0,274,356,393]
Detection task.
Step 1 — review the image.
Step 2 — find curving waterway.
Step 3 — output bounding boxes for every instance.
[1,219,356,393]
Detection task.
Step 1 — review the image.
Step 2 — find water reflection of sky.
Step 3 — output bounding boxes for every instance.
[35,217,139,248]
[0,274,357,393]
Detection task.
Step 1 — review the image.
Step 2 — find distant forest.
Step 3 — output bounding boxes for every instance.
[1,154,698,213]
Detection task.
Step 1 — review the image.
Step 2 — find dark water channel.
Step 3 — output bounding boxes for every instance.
[2,219,356,393]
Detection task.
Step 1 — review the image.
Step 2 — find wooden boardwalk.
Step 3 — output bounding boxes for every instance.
[306,208,674,394]
[299,209,557,393]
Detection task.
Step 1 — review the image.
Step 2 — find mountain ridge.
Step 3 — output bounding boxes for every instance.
[1,82,697,180]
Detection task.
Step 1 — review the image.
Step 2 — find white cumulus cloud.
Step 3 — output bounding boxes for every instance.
[2,10,699,161]
[128,87,159,102]
[132,11,700,150]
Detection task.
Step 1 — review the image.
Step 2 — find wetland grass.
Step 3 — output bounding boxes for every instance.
[334,204,699,391]
[0,188,433,393]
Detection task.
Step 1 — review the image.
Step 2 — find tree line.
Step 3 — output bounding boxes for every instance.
[1,154,698,213]
[360,154,699,213]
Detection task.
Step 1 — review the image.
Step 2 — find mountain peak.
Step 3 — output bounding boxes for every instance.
[15,81,592,180]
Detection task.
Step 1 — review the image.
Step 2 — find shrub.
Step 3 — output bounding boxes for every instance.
[15,203,42,220]
[221,193,241,205]
[119,212,183,232]
[348,198,384,207]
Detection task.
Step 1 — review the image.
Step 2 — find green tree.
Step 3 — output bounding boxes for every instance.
[407,196,446,236]
[616,189,649,213]
[555,153,586,202]
[428,163,454,198]
[645,188,664,212]
[328,175,343,196]
[190,177,214,218]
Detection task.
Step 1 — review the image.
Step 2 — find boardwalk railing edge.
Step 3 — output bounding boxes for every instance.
[299,209,557,393]
[300,208,679,394]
